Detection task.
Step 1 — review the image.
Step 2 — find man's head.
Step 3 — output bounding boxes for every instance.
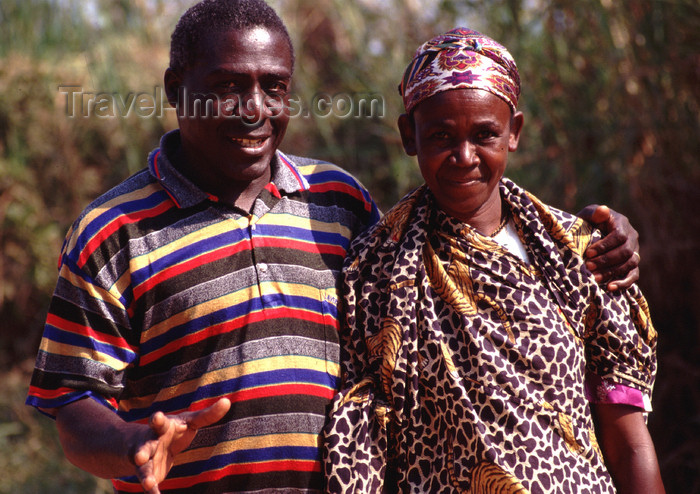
[163,0,294,206]
[169,0,294,75]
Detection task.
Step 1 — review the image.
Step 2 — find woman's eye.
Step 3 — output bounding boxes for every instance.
[477,131,497,141]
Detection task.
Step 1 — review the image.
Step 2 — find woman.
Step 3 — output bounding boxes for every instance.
[323,28,663,493]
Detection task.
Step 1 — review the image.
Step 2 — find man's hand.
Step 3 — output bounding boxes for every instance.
[134,398,232,493]
[55,397,231,493]
[577,205,640,291]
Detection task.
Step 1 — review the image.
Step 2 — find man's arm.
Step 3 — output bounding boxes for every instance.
[54,397,230,494]
[593,403,665,494]
[578,205,640,291]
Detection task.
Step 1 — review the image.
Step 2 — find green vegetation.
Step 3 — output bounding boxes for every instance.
[0,362,112,493]
[1,0,698,491]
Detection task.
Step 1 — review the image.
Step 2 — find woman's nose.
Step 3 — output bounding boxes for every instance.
[454,140,479,167]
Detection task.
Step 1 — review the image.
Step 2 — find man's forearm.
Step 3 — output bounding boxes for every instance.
[55,397,150,479]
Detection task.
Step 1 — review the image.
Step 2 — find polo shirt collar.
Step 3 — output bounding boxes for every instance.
[148,129,309,209]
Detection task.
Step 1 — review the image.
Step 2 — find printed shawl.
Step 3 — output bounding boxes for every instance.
[323,178,656,493]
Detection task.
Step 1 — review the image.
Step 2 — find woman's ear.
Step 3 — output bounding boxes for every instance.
[508,111,524,152]
[397,113,417,156]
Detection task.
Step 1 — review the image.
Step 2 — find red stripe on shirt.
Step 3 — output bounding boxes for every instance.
[27,385,79,401]
[112,460,320,492]
[131,238,252,303]
[254,236,346,257]
[45,313,135,353]
[308,181,371,211]
[77,201,174,269]
[140,307,332,366]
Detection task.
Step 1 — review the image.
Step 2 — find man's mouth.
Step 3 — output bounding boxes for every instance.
[229,137,267,149]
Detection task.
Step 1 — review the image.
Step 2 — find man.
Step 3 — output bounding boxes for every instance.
[26,1,640,493]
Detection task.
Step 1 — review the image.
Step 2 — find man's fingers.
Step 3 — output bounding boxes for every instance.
[589,205,612,226]
[141,472,160,494]
[606,268,640,291]
[149,411,169,434]
[186,398,231,430]
[590,263,640,291]
[577,204,613,228]
[586,228,628,259]
[132,445,161,494]
[132,438,157,467]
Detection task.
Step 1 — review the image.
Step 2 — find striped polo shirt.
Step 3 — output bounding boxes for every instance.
[26,130,380,493]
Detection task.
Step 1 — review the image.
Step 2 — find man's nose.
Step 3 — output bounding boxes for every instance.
[240,90,268,123]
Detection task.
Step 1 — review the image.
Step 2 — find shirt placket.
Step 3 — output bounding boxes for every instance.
[246,214,267,308]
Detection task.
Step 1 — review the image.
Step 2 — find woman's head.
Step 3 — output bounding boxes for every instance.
[398,28,520,115]
[397,28,523,224]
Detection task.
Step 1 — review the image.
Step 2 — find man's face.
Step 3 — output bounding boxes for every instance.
[166,26,292,202]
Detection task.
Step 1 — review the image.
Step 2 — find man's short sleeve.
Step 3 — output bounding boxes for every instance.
[26,221,136,417]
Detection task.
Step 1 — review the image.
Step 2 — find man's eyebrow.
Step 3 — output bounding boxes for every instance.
[204,68,247,79]
[205,68,291,79]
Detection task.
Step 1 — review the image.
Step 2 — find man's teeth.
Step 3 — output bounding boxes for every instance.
[231,137,266,147]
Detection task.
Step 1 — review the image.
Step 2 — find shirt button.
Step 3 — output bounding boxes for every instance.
[259,263,268,273]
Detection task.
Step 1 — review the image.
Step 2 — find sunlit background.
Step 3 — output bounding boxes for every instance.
[0,0,698,492]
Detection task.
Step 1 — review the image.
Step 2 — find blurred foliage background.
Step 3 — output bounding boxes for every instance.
[0,0,698,492]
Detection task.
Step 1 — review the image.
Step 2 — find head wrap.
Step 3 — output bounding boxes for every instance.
[398,27,520,114]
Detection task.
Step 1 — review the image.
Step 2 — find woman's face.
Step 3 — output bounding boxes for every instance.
[399,89,522,223]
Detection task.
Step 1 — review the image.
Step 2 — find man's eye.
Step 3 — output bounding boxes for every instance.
[266,82,288,95]
[218,82,240,92]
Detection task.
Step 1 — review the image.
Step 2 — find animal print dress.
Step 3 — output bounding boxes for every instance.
[323,179,656,493]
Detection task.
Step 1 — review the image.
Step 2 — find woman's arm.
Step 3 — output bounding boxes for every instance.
[593,403,665,494]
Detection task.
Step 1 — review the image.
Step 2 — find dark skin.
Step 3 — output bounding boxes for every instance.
[397,112,641,291]
[399,88,662,493]
[49,25,642,494]
[50,24,292,494]
[53,397,231,494]
[594,404,666,494]
[578,204,640,290]
[163,26,292,210]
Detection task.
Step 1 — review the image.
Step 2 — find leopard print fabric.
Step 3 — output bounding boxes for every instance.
[323,179,656,493]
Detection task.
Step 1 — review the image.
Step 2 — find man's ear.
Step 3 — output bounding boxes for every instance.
[164,68,181,109]
[397,113,417,156]
[508,111,524,152]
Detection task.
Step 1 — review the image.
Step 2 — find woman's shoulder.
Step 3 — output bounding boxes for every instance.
[350,186,426,251]
[502,178,598,254]
[343,186,429,280]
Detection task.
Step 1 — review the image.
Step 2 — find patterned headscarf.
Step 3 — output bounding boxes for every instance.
[398,27,520,114]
